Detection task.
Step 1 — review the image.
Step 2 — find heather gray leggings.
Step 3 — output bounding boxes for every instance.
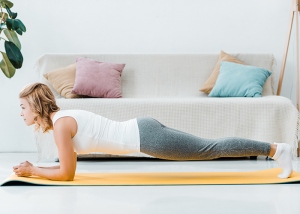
[136,117,271,160]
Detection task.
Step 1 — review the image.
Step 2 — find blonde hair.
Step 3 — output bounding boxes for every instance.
[19,82,60,133]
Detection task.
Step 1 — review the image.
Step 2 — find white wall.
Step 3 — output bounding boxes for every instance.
[0,0,298,152]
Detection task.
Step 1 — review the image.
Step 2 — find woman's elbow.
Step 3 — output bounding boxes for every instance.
[65,178,74,181]
[62,174,74,181]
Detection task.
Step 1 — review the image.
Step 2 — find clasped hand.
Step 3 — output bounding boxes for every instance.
[13,160,34,177]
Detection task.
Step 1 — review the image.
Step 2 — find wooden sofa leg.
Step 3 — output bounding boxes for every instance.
[250,156,257,160]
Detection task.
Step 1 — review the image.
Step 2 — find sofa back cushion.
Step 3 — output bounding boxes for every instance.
[71,57,125,98]
[199,50,248,94]
[34,53,276,98]
[43,63,91,99]
[208,61,273,97]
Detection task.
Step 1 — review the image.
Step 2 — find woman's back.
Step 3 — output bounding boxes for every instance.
[52,109,140,155]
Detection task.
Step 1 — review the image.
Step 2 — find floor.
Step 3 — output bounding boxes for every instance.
[0,153,300,214]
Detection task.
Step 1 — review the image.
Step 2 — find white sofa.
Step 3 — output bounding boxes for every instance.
[33,53,300,162]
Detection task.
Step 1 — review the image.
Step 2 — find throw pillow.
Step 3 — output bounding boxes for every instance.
[199,50,247,94]
[208,61,272,97]
[43,63,91,99]
[71,57,125,98]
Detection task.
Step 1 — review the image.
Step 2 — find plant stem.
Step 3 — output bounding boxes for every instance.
[0,12,4,23]
[0,37,8,41]
[0,13,5,34]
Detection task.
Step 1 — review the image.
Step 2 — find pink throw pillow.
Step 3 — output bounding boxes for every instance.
[71,57,125,98]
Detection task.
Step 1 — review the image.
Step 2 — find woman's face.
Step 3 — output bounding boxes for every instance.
[19,98,36,126]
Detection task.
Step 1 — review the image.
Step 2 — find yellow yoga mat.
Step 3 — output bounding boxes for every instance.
[1,168,300,186]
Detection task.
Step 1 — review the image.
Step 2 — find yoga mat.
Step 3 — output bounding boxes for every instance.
[1,168,300,186]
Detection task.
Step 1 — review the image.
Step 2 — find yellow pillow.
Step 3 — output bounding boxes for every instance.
[43,63,91,99]
[199,50,247,94]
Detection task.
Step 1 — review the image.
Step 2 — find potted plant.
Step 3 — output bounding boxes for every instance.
[0,0,26,78]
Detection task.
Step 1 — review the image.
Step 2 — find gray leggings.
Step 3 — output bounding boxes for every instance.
[136,117,271,160]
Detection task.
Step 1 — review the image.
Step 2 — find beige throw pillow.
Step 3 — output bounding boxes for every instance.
[199,50,247,94]
[43,63,91,99]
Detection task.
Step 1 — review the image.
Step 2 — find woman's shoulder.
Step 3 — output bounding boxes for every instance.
[52,113,78,139]
[52,110,79,129]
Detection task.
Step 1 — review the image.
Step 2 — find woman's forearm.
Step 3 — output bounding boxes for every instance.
[37,165,60,169]
[32,166,71,181]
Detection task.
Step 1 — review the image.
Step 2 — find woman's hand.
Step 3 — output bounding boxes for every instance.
[13,160,34,177]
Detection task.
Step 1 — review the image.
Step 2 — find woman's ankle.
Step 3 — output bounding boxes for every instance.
[269,143,278,157]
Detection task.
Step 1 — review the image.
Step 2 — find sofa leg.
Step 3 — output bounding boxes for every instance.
[250,156,257,160]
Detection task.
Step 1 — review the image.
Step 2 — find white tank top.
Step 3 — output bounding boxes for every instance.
[52,109,140,155]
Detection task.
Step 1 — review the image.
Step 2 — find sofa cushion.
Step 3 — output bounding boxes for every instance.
[43,63,91,99]
[70,57,125,98]
[199,50,248,94]
[208,61,272,97]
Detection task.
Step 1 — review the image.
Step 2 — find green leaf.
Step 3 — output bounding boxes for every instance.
[4,41,23,69]
[0,0,13,8]
[4,4,16,19]
[0,23,6,30]
[15,28,22,35]
[6,18,25,32]
[0,51,15,78]
[4,29,21,49]
[0,12,8,19]
[6,18,18,30]
[18,19,25,32]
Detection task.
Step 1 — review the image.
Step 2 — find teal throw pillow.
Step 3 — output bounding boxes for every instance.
[208,61,272,97]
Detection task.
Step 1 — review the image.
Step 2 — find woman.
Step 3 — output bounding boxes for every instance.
[13,83,293,181]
